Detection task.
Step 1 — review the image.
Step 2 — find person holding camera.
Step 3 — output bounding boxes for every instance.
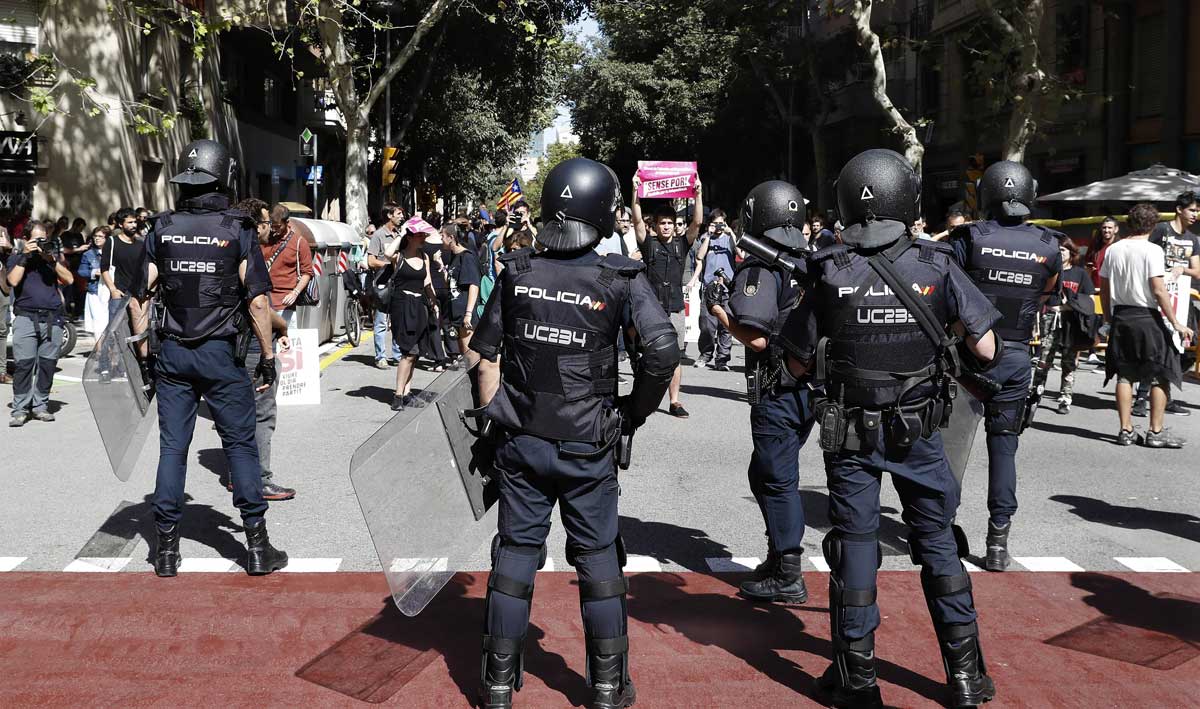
[6,221,74,426]
[688,208,737,370]
[498,200,537,247]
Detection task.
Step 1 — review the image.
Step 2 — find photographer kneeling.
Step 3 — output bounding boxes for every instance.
[6,220,74,427]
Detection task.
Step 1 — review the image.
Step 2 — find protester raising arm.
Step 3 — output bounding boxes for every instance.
[631,174,647,245]
[684,178,704,245]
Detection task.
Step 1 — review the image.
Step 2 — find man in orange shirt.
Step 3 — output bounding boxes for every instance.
[260,204,313,327]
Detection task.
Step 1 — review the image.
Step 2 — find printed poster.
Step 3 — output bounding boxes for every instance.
[636,161,698,199]
[276,328,321,406]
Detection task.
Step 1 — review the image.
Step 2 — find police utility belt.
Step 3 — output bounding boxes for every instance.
[746,344,796,405]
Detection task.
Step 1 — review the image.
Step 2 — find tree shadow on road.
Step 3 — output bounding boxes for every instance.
[296,579,589,706]
[85,493,249,570]
[1029,419,1115,443]
[1050,494,1200,545]
[620,515,741,585]
[626,573,948,706]
[678,383,746,403]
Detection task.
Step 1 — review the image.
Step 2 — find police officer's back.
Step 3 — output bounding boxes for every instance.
[781,149,1000,709]
[470,158,678,709]
[139,139,286,578]
[948,161,1061,571]
[706,180,817,603]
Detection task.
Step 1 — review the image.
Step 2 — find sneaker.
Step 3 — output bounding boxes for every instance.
[1131,399,1148,418]
[9,413,29,427]
[391,395,408,411]
[1142,428,1186,449]
[710,363,730,372]
[1166,400,1191,416]
[1086,353,1101,365]
[669,403,690,419]
[375,359,388,370]
[1056,401,1070,415]
[1116,428,1136,446]
[693,358,710,368]
[261,482,296,501]
[32,410,55,422]
[388,359,399,367]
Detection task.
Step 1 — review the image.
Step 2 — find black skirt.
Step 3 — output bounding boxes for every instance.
[1104,306,1183,388]
[390,290,429,355]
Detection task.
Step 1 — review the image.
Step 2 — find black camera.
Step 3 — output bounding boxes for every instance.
[34,236,62,259]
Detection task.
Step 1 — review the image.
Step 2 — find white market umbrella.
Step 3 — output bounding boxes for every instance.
[1039,164,1200,203]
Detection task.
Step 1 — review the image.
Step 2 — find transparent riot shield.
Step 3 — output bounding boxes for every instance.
[943,382,985,488]
[350,365,499,616]
[83,300,157,482]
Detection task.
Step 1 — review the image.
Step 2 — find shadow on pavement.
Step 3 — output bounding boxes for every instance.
[1046,572,1200,669]
[345,385,395,405]
[626,573,948,706]
[799,489,910,558]
[83,493,249,570]
[679,383,745,403]
[1050,494,1200,545]
[620,515,739,582]
[295,579,587,706]
[1029,418,1115,443]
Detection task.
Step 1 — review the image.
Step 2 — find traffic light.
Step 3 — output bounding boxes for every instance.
[382,146,399,188]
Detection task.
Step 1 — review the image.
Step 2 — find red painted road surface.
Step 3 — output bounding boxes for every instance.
[0,571,1196,708]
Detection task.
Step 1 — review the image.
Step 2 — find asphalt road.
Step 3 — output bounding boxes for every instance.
[2,334,1198,577]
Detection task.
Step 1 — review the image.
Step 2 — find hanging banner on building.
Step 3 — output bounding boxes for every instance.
[636,161,698,199]
[277,328,321,406]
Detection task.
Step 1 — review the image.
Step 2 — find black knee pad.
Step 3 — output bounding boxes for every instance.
[567,535,626,569]
[984,400,1024,435]
[492,534,548,571]
[909,526,969,565]
[824,529,880,572]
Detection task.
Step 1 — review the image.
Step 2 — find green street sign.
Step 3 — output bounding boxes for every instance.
[299,128,315,157]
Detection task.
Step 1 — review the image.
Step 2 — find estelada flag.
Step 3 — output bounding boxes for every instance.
[497,179,523,210]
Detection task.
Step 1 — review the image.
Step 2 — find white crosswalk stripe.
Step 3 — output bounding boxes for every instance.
[705,557,761,573]
[1012,557,1085,572]
[64,557,132,572]
[623,556,662,572]
[177,558,237,573]
[808,556,831,572]
[0,557,28,571]
[1114,557,1189,573]
[280,558,343,573]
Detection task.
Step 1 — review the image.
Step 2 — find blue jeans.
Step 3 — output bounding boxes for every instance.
[152,338,268,529]
[373,308,401,361]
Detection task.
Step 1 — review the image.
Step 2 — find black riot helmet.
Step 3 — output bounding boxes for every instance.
[739,180,807,251]
[537,157,620,252]
[170,139,238,192]
[978,160,1037,219]
[835,149,921,249]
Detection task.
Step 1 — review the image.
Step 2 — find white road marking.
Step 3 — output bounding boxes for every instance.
[388,557,449,574]
[1114,557,1189,573]
[0,557,28,571]
[177,558,236,573]
[280,558,343,573]
[705,557,760,573]
[808,556,831,572]
[1012,557,1085,572]
[64,557,132,572]
[623,556,662,572]
[55,375,82,382]
[542,556,555,572]
[961,559,983,573]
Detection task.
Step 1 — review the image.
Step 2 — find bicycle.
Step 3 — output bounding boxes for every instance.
[341,270,371,345]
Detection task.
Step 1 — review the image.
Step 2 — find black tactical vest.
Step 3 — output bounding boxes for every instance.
[153,207,246,342]
[486,249,636,443]
[958,221,1058,342]
[813,242,952,408]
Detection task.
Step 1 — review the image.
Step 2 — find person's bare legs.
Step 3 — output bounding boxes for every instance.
[396,354,417,396]
[1116,381,1133,431]
[669,364,682,406]
[1149,383,1168,432]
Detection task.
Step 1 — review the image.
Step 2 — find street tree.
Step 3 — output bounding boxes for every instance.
[978,0,1046,162]
[517,140,583,215]
[848,0,924,173]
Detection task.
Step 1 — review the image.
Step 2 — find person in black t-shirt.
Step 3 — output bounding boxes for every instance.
[100,207,147,325]
[1133,191,1200,417]
[631,171,704,418]
[1036,240,1096,414]
[445,226,482,364]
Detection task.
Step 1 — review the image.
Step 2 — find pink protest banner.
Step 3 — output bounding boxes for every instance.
[637,161,698,199]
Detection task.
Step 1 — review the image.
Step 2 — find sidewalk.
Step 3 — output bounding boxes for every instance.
[0,570,1195,707]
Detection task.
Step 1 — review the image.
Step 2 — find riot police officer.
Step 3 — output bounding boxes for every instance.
[707,180,816,602]
[780,149,1000,708]
[137,139,287,578]
[469,157,679,709]
[948,161,1061,571]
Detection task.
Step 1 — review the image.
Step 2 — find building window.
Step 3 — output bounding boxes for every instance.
[264,75,281,118]
[1055,2,1087,86]
[1131,13,1165,118]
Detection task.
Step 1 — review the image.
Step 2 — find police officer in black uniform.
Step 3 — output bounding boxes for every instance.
[780,150,1000,709]
[708,180,816,602]
[137,139,287,578]
[470,157,679,709]
[948,161,1060,571]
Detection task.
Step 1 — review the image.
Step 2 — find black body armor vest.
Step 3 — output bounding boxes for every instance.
[486,250,637,443]
[958,221,1058,342]
[153,207,246,342]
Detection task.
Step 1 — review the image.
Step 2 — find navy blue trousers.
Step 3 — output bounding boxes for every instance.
[152,338,268,530]
[748,386,816,555]
[985,344,1031,526]
[488,434,624,644]
[825,428,976,640]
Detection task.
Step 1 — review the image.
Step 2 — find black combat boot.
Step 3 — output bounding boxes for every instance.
[480,650,520,709]
[751,548,780,581]
[154,525,181,578]
[738,552,808,603]
[984,521,1010,572]
[940,632,995,707]
[816,643,883,709]
[589,650,636,709]
[244,519,288,575]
